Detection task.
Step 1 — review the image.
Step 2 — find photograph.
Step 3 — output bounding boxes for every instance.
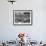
[13,10,32,25]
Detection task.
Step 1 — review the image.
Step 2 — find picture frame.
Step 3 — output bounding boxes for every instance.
[13,10,33,26]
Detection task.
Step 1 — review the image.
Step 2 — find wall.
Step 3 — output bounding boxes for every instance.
[0,0,46,42]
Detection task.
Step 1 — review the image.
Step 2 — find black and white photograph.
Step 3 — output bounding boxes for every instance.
[13,10,32,25]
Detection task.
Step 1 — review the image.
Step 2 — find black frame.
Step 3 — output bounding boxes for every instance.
[13,10,33,26]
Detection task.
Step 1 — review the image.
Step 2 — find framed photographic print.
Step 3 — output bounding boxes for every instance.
[13,10,32,25]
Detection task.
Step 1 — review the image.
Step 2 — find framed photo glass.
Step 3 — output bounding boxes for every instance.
[13,10,32,25]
